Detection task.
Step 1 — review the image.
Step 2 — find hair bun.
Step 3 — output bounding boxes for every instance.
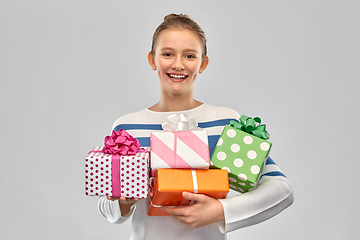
[152,13,207,59]
[164,13,189,21]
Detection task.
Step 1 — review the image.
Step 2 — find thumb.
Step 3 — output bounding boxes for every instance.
[182,191,202,202]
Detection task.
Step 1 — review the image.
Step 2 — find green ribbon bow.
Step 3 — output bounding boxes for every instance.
[230,115,270,140]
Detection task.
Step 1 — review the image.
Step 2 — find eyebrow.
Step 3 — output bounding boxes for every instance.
[160,47,199,53]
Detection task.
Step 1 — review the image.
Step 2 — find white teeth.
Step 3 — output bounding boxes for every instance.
[169,74,186,79]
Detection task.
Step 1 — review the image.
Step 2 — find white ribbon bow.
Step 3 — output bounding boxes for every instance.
[162,113,201,131]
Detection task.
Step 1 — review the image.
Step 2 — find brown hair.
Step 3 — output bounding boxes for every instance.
[151,14,207,59]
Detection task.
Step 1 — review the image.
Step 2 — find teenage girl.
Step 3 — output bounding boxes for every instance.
[98,14,294,240]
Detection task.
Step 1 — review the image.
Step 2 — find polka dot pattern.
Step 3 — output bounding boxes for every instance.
[85,146,112,196]
[85,146,149,198]
[260,142,270,151]
[217,152,226,161]
[231,144,240,153]
[243,136,253,144]
[233,158,243,167]
[247,150,257,159]
[120,151,149,198]
[251,165,260,174]
[228,177,237,182]
[226,129,236,138]
[222,166,230,173]
[229,184,237,189]
[238,173,247,181]
[210,125,272,193]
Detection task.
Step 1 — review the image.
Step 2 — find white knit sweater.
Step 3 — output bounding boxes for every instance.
[98,103,294,240]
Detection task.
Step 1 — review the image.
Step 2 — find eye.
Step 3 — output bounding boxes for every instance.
[185,54,196,59]
[162,52,172,57]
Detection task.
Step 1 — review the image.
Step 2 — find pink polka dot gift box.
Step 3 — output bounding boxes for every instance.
[85,130,150,198]
[210,115,272,193]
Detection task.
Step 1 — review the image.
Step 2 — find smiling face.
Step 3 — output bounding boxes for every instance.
[148,28,208,96]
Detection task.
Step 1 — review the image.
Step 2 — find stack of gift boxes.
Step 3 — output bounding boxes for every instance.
[85,114,272,216]
[148,114,229,216]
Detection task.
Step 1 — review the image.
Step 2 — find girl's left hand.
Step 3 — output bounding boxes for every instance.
[161,191,225,228]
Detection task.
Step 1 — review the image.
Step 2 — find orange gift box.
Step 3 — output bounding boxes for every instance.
[148,169,229,216]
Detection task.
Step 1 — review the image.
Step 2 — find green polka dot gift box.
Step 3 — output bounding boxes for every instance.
[210,115,272,193]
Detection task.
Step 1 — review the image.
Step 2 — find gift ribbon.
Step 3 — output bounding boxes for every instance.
[191,169,198,194]
[90,147,149,155]
[89,150,121,197]
[190,169,198,205]
[112,155,121,197]
[161,114,203,168]
[150,131,209,169]
[230,115,270,140]
[103,129,143,155]
[162,113,200,132]
[150,169,199,208]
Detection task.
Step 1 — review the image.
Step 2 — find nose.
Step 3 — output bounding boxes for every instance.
[171,56,185,70]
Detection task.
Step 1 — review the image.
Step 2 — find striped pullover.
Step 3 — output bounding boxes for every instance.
[98,103,294,240]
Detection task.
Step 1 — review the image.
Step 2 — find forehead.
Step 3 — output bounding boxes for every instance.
[155,28,203,52]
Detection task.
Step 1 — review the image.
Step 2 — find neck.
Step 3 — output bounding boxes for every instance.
[149,91,202,112]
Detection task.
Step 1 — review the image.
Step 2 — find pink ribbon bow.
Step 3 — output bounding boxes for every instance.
[102,129,141,155]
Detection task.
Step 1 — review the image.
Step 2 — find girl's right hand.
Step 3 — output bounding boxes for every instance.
[107,196,139,204]
[107,196,139,217]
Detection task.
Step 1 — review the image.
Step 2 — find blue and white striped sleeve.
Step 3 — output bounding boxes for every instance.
[217,157,294,233]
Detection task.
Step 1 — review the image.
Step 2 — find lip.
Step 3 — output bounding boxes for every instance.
[166,73,188,82]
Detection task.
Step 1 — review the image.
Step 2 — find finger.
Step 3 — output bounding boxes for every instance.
[119,196,133,201]
[107,196,119,201]
[162,207,192,226]
[119,196,140,204]
[161,206,187,217]
[182,191,203,202]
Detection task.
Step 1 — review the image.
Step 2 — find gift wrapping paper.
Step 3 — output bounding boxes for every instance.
[85,146,150,198]
[148,168,229,216]
[150,131,210,171]
[210,125,272,193]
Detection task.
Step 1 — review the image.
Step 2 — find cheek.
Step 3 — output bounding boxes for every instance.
[155,59,170,73]
[187,63,201,76]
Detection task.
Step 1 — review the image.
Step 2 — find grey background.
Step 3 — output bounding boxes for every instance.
[1,0,359,239]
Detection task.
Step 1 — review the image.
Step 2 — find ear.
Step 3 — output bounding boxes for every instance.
[199,56,209,73]
[148,52,156,70]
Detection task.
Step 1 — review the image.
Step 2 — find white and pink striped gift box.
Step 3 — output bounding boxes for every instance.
[150,131,210,171]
